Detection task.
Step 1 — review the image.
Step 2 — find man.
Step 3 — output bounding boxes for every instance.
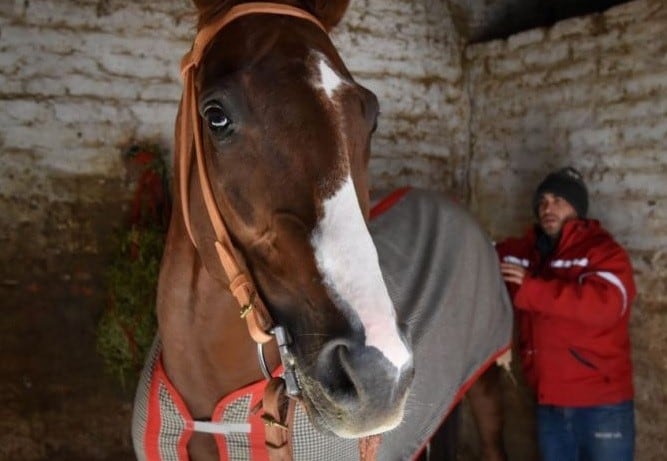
[496,167,636,461]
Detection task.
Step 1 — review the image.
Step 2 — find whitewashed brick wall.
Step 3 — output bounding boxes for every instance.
[466,1,667,458]
[0,0,195,278]
[0,0,193,176]
[336,0,468,193]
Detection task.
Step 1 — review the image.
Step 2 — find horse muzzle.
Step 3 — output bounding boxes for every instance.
[300,334,415,438]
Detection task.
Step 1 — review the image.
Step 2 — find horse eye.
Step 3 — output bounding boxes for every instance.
[203,104,232,135]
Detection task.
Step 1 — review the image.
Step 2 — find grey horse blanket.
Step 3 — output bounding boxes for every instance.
[132,187,513,460]
[370,187,513,459]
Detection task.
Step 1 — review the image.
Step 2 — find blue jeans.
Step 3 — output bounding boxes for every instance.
[537,401,635,461]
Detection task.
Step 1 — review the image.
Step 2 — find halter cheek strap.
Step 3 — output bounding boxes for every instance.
[177,3,326,344]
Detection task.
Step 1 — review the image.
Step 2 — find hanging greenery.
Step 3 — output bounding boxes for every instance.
[96,143,171,388]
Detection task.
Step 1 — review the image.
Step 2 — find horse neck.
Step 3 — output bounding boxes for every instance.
[156,205,271,418]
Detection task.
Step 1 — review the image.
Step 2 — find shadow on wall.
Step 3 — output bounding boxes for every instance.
[450,0,632,43]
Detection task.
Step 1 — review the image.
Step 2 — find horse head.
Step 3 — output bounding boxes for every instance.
[170,0,414,439]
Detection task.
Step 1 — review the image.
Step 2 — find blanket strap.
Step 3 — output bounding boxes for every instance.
[262,377,381,461]
[359,434,382,461]
[262,378,295,460]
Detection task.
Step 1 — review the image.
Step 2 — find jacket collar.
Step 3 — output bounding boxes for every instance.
[526,218,602,254]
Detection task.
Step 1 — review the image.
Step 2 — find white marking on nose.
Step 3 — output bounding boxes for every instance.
[310,176,411,369]
[315,57,345,99]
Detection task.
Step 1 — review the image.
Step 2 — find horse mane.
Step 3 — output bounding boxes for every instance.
[191,0,350,31]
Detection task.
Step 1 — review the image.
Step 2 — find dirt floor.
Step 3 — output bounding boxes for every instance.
[0,268,135,461]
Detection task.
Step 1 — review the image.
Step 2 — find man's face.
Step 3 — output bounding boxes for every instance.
[537,192,578,238]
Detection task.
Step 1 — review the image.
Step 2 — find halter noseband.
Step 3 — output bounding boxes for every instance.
[177,3,326,346]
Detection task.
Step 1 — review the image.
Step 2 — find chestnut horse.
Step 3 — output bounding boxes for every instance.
[132,1,509,460]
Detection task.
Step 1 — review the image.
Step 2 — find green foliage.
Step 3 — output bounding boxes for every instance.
[96,142,170,388]
[96,226,164,388]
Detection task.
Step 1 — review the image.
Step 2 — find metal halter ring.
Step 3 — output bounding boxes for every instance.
[257,342,272,380]
[255,326,301,397]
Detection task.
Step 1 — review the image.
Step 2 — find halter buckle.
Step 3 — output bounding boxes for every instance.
[261,414,288,431]
[239,292,256,319]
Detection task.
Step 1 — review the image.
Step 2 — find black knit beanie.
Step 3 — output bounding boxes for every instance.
[532,166,588,218]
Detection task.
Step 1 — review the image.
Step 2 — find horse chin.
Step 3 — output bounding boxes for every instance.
[297,371,408,438]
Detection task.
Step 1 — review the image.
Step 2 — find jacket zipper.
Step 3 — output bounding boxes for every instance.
[569,348,598,369]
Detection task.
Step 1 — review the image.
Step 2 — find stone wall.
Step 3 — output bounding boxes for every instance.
[336,0,469,193]
[466,1,667,459]
[0,0,193,282]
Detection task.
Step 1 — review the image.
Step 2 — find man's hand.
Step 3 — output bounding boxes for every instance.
[500,262,527,285]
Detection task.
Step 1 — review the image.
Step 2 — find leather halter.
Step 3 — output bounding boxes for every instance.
[177,3,326,345]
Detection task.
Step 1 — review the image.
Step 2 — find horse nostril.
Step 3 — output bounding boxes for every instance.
[315,340,359,401]
[311,336,414,435]
[314,337,414,404]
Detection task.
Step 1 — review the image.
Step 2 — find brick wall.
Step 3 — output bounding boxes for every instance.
[466,1,667,458]
[336,0,469,193]
[0,0,194,281]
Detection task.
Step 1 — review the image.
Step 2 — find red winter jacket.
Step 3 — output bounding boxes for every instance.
[496,219,636,406]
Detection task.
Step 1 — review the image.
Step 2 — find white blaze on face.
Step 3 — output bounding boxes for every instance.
[310,176,411,370]
[315,56,345,99]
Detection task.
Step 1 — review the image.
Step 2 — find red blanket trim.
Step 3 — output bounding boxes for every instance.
[144,359,164,460]
[210,365,284,461]
[410,342,513,461]
[369,187,412,220]
[144,356,194,460]
[145,353,283,460]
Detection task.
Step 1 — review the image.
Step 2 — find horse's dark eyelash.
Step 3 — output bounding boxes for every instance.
[202,102,228,117]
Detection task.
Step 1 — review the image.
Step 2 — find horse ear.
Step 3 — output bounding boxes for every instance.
[302,0,351,31]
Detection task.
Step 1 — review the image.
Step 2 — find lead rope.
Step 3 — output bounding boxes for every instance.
[177,4,379,461]
[359,435,383,461]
